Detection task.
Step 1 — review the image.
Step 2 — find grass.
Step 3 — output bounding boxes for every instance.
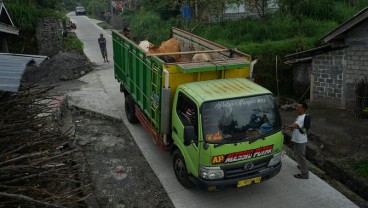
[62,35,84,53]
[97,22,113,30]
[355,160,368,179]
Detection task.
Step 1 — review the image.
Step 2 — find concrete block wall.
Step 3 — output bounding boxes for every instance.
[345,45,368,107]
[345,23,368,107]
[312,49,345,107]
[36,17,63,57]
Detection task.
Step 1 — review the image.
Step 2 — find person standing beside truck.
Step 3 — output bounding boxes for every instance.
[122,27,131,40]
[98,33,109,63]
[283,101,309,179]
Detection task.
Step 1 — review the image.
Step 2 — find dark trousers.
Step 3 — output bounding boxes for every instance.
[100,47,107,59]
[294,142,309,177]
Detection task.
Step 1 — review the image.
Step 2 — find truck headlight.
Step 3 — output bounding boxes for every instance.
[199,166,224,180]
[268,151,283,167]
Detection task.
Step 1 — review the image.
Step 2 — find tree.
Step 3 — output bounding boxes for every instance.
[137,0,181,19]
[245,0,267,17]
[36,0,63,9]
[276,0,336,20]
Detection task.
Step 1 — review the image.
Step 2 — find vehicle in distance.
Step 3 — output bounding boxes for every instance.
[75,6,86,16]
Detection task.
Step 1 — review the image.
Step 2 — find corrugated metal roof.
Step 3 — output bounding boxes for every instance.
[0,53,48,92]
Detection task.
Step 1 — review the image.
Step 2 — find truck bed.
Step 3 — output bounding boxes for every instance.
[112,27,252,143]
[176,58,249,73]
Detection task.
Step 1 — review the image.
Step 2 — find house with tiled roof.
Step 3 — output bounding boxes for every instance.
[285,7,368,109]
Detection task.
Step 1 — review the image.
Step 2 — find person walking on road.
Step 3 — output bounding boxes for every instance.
[98,33,109,62]
[283,101,309,179]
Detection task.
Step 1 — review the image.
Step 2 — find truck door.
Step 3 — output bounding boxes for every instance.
[173,92,200,176]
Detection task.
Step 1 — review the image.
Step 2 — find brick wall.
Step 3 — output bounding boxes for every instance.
[36,17,62,57]
[312,49,345,107]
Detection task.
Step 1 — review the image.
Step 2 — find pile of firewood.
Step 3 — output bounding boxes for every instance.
[0,86,87,207]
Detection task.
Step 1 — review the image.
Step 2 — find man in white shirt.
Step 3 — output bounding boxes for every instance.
[283,101,309,179]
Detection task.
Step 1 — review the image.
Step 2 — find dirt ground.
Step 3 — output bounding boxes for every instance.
[22,51,367,207]
[21,52,175,207]
[22,52,93,85]
[66,109,174,208]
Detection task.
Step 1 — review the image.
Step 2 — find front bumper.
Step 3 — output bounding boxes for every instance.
[190,162,282,190]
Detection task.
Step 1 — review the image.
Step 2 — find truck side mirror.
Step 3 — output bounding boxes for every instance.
[184,126,196,146]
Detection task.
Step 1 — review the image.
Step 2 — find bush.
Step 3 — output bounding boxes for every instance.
[85,0,107,17]
[355,160,368,178]
[62,36,84,53]
[129,11,175,44]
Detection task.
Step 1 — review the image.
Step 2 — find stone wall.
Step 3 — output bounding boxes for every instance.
[311,49,345,107]
[36,17,62,57]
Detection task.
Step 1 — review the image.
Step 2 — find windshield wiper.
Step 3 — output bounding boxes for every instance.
[214,143,225,148]
[229,132,249,142]
[249,137,264,144]
[213,133,247,148]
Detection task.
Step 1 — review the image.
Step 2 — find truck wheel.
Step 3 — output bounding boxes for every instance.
[125,95,138,123]
[173,149,194,188]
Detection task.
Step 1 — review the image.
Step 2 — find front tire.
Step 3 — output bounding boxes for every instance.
[125,95,138,124]
[173,149,194,188]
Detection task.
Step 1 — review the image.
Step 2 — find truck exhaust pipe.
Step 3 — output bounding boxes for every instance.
[161,69,170,145]
[249,59,258,81]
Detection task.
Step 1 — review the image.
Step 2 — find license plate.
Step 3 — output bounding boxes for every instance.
[237,177,261,188]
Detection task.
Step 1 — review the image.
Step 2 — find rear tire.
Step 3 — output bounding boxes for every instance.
[125,95,138,124]
[173,149,194,188]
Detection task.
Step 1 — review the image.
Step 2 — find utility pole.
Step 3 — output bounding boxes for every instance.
[195,0,198,18]
[110,0,114,27]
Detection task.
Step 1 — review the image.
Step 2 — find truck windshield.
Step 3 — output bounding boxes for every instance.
[201,94,281,144]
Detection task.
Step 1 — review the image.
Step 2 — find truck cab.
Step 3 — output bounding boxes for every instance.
[171,78,283,190]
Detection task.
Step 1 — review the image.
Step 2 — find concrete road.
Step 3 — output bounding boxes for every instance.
[67,13,358,208]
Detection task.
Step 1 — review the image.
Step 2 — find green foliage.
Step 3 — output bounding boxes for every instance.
[85,0,108,17]
[5,0,64,32]
[137,0,181,20]
[277,0,367,22]
[36,0,63,9]
[355,160,368,178]
[5,1,39,31]
[97,22,113,30]
[283,0,335,20]
[193,15,337,46]
[129,11,176,43]
[62,36,84,53]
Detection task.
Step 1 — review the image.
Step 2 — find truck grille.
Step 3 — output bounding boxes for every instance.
[221,156,272,179]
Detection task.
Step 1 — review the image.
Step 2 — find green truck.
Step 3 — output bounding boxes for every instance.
[112,28,283,190]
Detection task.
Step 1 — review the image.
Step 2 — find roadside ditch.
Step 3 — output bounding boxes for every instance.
[283,133,368,207]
